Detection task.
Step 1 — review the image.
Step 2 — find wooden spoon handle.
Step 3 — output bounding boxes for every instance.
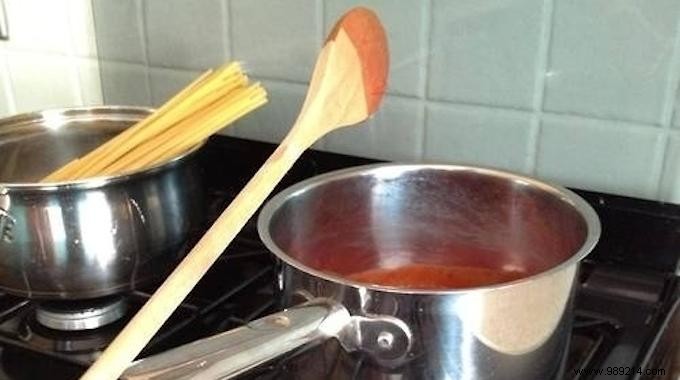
[83,43,336,380]
[80,133,306,380]
[82,7,388,377]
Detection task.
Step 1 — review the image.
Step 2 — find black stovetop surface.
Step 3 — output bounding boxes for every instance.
[0,136,677,380]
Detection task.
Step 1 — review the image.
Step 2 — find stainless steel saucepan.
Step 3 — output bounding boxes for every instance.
[123,164,600,380]
[0,107,204,299]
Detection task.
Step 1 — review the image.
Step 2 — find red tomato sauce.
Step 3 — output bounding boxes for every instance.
[290,236,532,290]
[347,263,526,289]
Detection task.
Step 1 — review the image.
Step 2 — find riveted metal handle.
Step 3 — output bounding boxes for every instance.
[122,299,351,380]
[0,187,14,242]
[344,314,413,366]
[122,298,413,379]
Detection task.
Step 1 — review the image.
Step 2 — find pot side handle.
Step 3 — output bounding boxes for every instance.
[121,299,351,380]
[0,187,14,243]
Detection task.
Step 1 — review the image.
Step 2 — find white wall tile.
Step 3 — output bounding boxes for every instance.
[7,52,80,113]
[659,133,680,202]
[148,67,202,107]
[76,59,103,106]
[428,0,544,109]
[5,0,71,55]
[92,0,146,63]
[68,0,98,58]
[231,80,307,143]
[231,0,319,82]
[88,1,680,203]
[325,0,428,97]
[424,103,533,172]
[0,55,14,117]
[145,0,226,70]
[0,0,101,118]
[100,62,150,107]
[536,116,661,198]
[544,0,680,124]
[324,96,423,160]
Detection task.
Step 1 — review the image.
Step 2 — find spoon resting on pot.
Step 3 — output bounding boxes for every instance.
[81,6,388,380]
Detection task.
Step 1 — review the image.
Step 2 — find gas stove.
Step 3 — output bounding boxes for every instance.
[0,136,676,380]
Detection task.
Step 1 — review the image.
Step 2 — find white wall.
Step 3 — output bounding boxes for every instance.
[0,0,101,116]
[92,0,680,203]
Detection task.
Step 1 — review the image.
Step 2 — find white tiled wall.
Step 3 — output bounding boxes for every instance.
[0,0,101,116]
[93,0,680,203]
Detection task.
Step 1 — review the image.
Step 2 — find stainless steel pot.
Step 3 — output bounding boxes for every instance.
[123,164,600,380]
[0,106,204,299]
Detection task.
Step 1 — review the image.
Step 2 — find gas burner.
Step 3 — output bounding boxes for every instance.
[35,296,127,331]
[19,316,116,358]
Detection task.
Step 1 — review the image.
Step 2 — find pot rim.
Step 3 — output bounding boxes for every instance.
[0,105,205,191]
[257,163,601,295]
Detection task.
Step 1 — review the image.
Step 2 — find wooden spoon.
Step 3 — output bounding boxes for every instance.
[80,7,388,380]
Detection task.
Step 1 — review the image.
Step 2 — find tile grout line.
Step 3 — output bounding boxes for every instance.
[145,65,202,75]
[425,98,534,117]
[418,0,433,161]
[539,108,661,128]
[240,75,308,88]
[64,0,84,106]
[653,136,673,200]
[83,0,104,105]
[254,79,659,132]
[540,111,659,131]
[137,0,152,106]
[651,9,680,200]
[90,0,110,105]
[226,0,243,141]
[1,53,16,114]
[316,0,324,48]
[658,11,680,128]
[526,0,555,175]
[314,0,325,150]
[222,0,232,60]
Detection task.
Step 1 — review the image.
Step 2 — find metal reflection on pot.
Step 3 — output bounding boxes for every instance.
[123,163,600,380]
[0,106,205,299]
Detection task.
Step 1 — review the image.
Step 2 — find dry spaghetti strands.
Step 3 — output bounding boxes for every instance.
[43,69,217,182]
[70,64,244,179]
[98,83,266,176]
[42,62,267,182]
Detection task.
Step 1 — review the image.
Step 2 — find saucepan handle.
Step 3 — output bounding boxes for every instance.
[121,299,352,380]
[0,187,14,243]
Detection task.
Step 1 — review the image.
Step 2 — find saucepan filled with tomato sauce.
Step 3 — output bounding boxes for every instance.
[260,163,600,378]
[123,164,599,380]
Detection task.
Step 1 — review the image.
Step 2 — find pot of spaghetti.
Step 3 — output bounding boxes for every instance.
[123,163,600,380]
[0,107,204,299]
